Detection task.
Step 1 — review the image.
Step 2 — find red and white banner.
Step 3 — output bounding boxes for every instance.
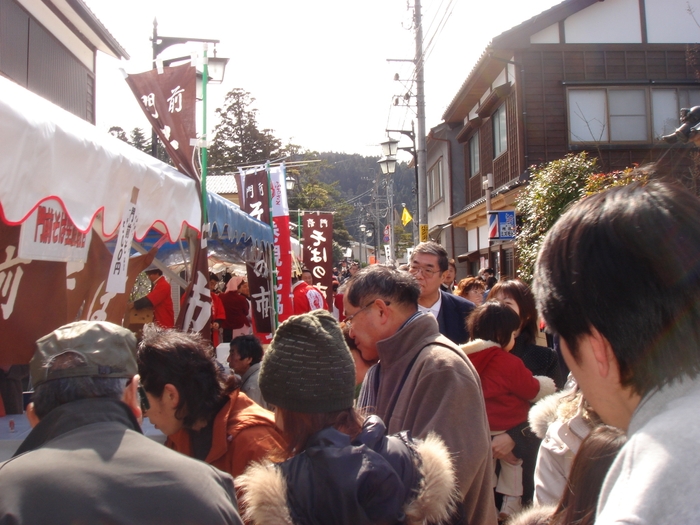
[269,166,293,324]
[302,212,333,309]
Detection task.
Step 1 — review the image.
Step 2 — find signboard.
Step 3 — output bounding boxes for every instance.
[488,210,516,241]
[302,212,333,309]
[18,199,91,262]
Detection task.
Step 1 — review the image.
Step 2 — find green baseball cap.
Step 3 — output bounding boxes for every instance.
[31,321,138,387]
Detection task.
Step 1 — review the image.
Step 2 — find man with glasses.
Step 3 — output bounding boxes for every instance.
[344,266,495,525]
[409,241,475,344]
[0,321,243,524]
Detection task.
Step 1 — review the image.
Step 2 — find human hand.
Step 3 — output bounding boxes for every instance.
[491,433,516,459]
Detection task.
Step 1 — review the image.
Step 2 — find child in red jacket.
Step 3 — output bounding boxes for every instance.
[461,301,556,520]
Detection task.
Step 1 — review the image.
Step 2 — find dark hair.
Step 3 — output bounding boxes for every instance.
[410,241,449,272]
[209,273,220,282]
[455,277,486,298]
[467,301,521,348]
[534,181,700,396]
[488,279,539,344]
[230,334,263,365]
[146,268,163,276]
[345,265,420,309]
[448,258,456,271]
[137,326,224,428]
[275,407,363,458]
[551,425,627,525]
[301,268,312,275]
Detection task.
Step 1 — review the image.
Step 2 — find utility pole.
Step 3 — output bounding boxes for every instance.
[414,0,428,242]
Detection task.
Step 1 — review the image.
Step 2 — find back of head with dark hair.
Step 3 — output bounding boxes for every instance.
[488,279,539,344]
[345,265,420,309]
[230,334,263,365]
[467,301,521,348]
[551,425,627,525]
[137,326,224,428]
[410,241,449,272]
[534,181,700,396]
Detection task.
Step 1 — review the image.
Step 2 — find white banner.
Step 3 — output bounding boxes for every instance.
[384,244,391,261]
[18,199,91,262]
[106,188,139,294]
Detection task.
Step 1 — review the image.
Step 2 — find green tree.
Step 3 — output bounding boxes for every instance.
[208,88,282,172]
[108,126,128,142]
[129,127,151,154]
[515,152,599,283]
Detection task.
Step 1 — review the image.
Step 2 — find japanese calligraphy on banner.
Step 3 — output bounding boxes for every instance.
[18,199,91,262]
[238,168,273,334]
[124,63,197,177]
[268,166,293,324]
[302,212,333,309]
[106,188,139,294]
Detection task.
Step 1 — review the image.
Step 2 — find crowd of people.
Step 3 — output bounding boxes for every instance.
[1,180,700,524]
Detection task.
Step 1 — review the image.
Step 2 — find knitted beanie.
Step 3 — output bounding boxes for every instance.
[260,309,356,413]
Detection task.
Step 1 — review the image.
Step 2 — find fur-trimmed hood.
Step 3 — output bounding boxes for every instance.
[237,418,458,525]
[460,339,500,355]
[529,389,571,439]
[506,504,556,525]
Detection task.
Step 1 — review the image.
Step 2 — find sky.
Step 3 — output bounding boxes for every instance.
[89,0,563,160]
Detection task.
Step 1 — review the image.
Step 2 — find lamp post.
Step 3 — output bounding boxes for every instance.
[378,137,399,265]
[359,224,366,265]
[150,19,226,160]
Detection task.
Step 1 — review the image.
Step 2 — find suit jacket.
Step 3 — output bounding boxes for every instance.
[437,289,475,345]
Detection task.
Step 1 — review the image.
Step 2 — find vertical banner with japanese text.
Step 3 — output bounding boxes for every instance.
[124,63,197,177]
[302,212,333,310]
[125,63,210,338]
[238,168,273,335]
[269,166,293,324]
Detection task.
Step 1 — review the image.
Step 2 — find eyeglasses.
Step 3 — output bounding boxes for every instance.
[344,300,391,327]
[409,264,441,277]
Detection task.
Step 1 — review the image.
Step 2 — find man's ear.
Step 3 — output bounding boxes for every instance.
[588,327,617,380]
[122,375,142,423]
[26,402,40,428]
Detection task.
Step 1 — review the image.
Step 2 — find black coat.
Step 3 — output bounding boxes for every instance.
[437,290,475,345]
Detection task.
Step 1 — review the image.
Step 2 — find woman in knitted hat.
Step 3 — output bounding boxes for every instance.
[237,309,459,525]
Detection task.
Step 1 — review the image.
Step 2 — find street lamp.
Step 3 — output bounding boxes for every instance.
[359,224,366,265]
[150,18,223,158]
[285,175,296,192]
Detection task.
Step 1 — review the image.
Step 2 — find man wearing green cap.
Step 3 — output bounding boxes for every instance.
[0,320,242,525]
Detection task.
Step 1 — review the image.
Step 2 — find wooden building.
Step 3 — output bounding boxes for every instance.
[428,0,700,278]
[0,0,128,123]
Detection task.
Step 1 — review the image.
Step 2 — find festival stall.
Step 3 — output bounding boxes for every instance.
[0,75,273,367]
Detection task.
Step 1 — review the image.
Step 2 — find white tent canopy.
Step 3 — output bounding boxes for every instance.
[0,75,200,242]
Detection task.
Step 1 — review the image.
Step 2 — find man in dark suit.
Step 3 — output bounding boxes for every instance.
[409,242,475,344]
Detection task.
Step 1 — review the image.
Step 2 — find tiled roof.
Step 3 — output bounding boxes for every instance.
[207,175,238,194]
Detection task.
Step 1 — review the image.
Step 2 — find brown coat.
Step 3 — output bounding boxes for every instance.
[375,313,497,525]
[167,389,287,478]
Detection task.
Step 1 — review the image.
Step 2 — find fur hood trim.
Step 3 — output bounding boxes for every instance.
[236,433,459,525]
[460,339,500,355]
[528,389,575,439]
[404,432,459,525]
[237,460,293,525]
[506,504,556,525]
[530,376,557,404]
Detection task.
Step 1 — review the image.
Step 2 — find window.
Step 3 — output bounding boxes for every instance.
[568,87,700,143]
[427,159,444,205]
[469,132,480,178]
[493,105,507,158]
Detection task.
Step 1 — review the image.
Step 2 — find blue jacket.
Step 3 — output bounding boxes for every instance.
[437,290,475,345]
